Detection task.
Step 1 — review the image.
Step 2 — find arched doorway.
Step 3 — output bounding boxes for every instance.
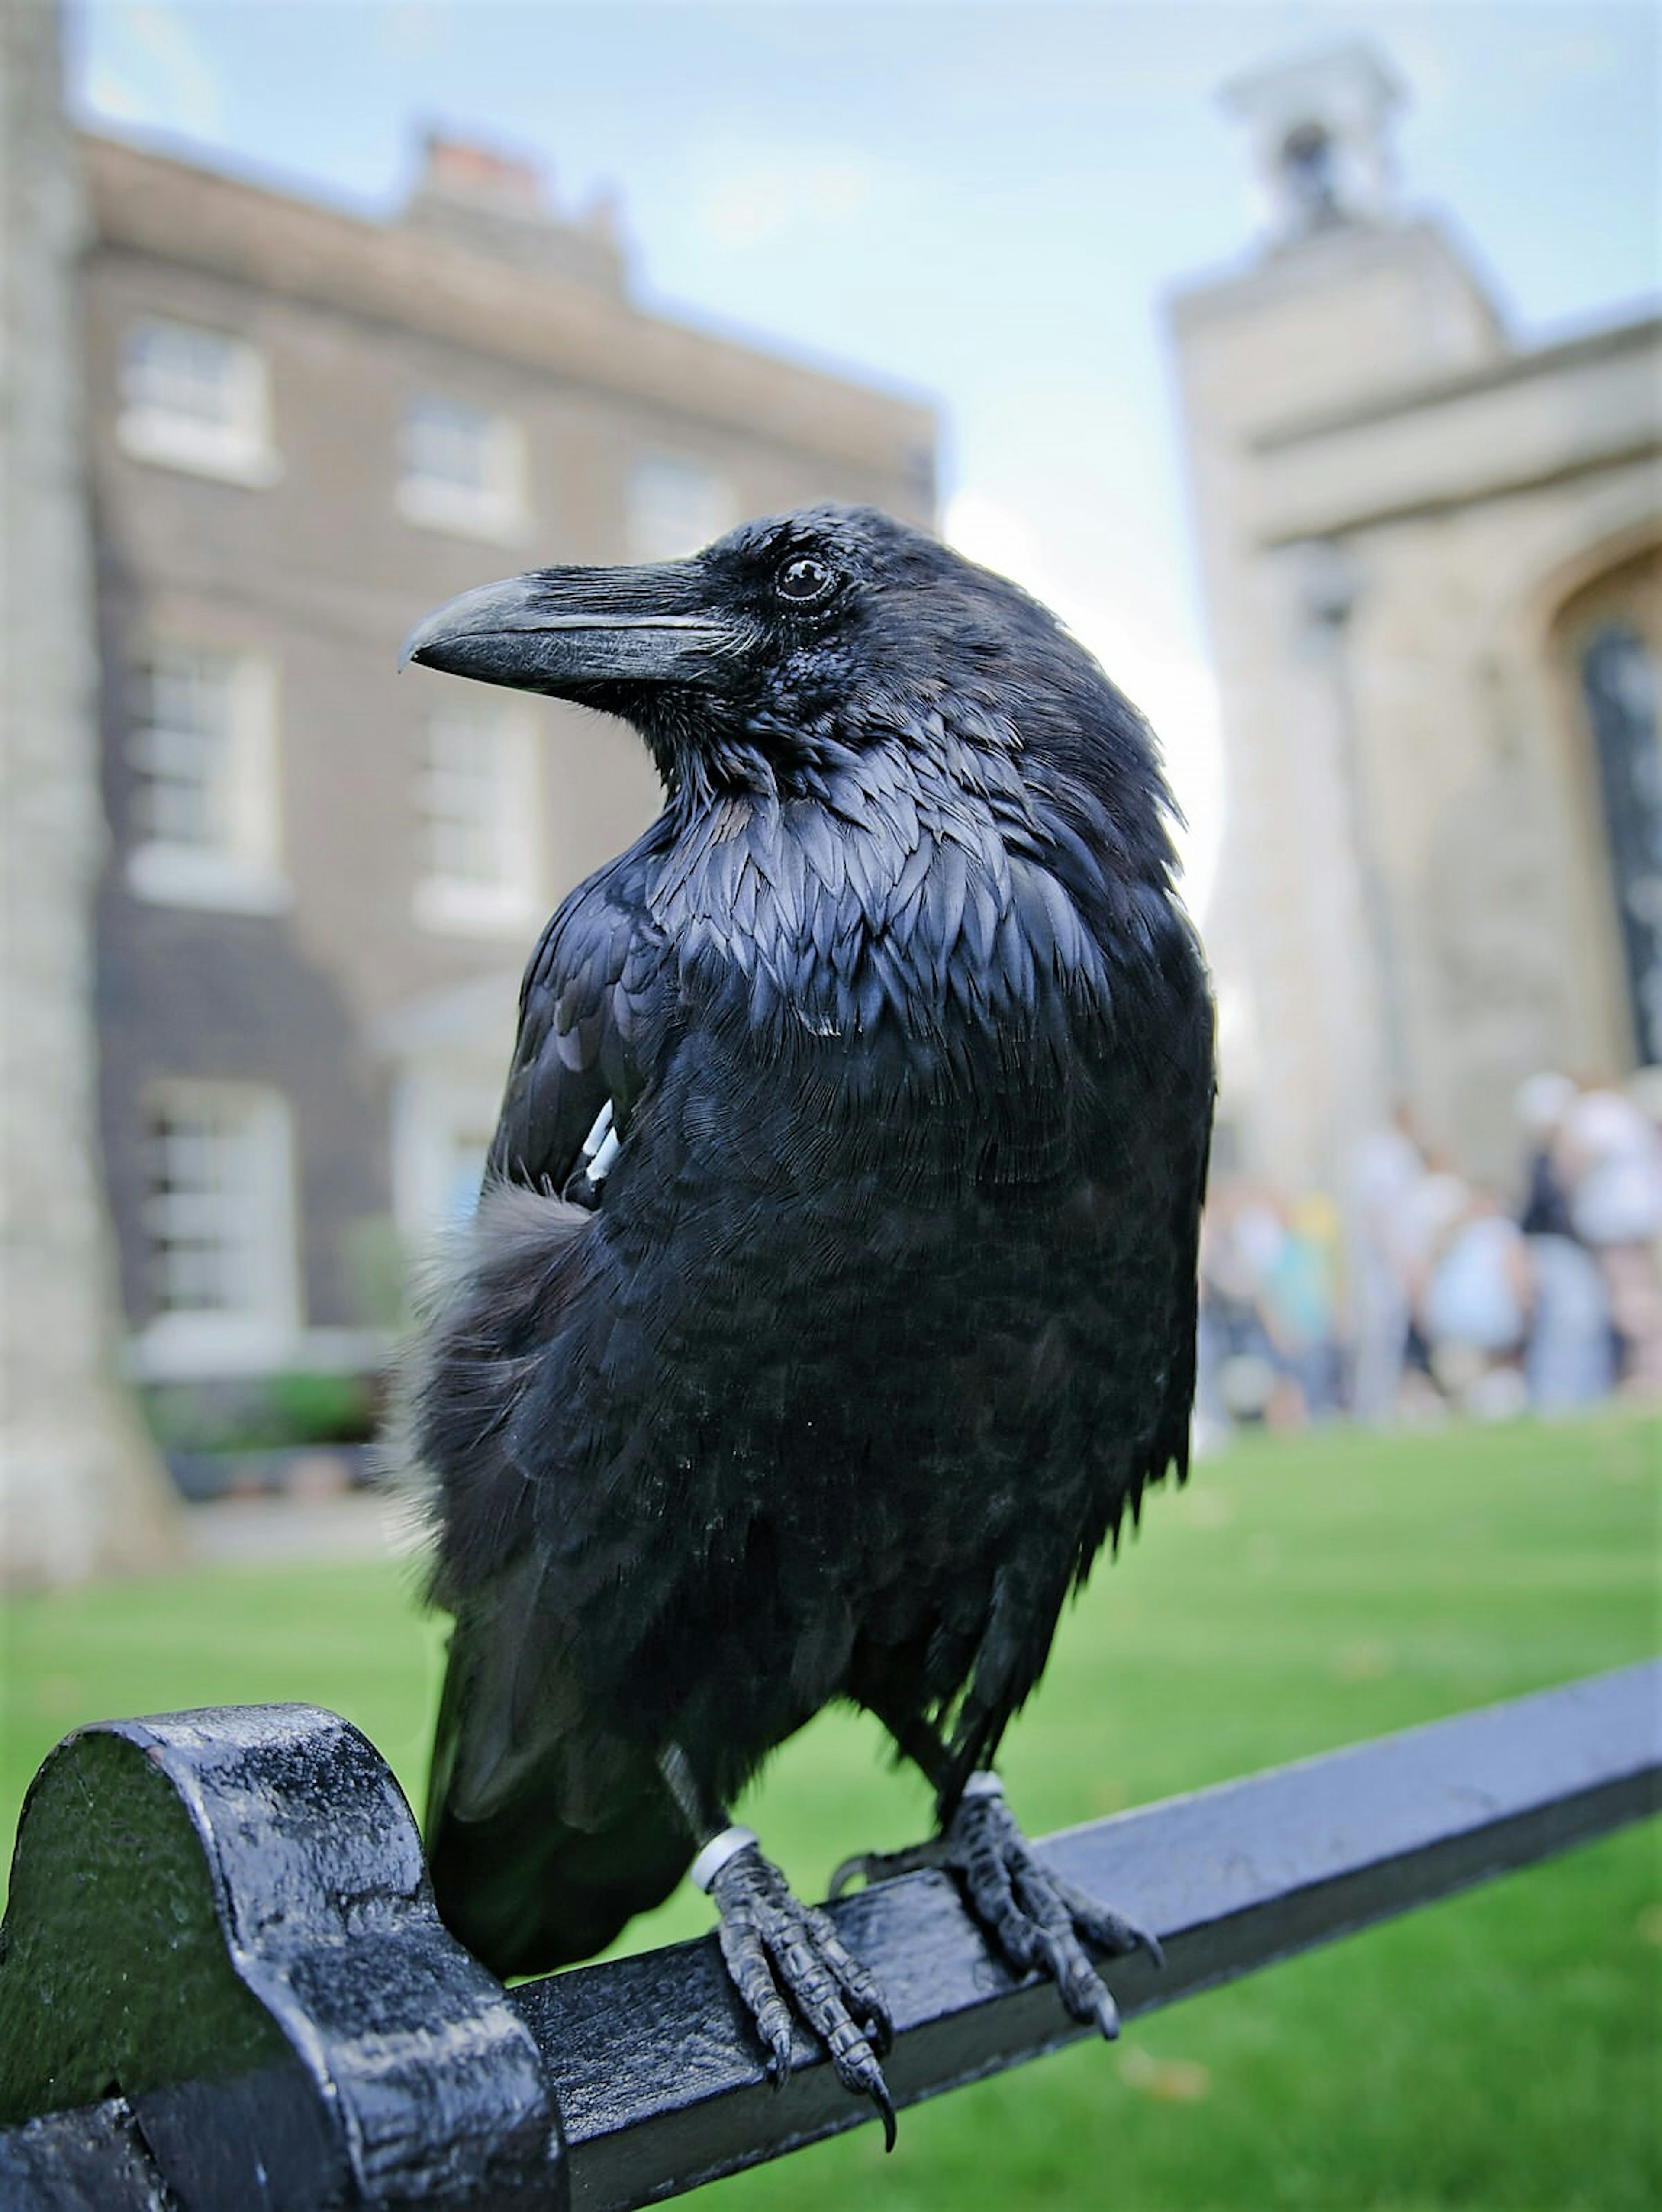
[1552,547,1662,1069]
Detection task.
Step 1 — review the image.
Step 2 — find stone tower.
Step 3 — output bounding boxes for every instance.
[1169,43,1659,1190]
[0,0,179,1581]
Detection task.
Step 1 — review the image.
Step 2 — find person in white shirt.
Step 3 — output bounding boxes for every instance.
[1556,1080,1662,1392]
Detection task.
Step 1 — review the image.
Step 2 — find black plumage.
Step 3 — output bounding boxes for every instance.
[396,506,1214,2127]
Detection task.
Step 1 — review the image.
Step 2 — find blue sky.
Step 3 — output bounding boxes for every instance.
[70,1,1660,906]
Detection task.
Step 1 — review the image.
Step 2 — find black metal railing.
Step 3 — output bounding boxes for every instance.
[1,1662,1656,2212]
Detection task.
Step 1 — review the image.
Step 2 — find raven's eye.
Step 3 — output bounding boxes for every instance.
[775,555,836,605]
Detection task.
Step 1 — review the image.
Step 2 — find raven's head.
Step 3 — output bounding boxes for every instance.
[402,505,1174,852]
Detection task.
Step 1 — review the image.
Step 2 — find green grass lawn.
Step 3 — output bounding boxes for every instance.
[3,1413,1659,2209]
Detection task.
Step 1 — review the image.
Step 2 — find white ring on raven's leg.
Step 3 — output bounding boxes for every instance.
[690,1825,760,1893]
[961,1771,1004,1801]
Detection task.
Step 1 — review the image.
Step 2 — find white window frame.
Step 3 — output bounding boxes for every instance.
[390,1069,504,1248]
[130,1080,303,1380]
[397,391,529,544]
[627,454,736,560]
[413,701,544,938]
[117,317,280,488]
[125,645,290,914]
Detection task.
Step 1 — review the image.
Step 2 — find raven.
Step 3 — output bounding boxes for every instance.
[397,506,1213,2138]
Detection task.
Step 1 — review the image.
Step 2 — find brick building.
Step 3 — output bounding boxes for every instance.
[84,130,936,1389]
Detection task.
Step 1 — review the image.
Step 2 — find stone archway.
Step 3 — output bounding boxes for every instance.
[1547,543,1662,1071]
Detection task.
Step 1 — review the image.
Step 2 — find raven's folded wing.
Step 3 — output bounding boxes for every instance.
[488,839,670,1199]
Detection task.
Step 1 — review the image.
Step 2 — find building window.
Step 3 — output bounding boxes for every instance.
[118,318,279,487]
[434,1108,496,1222]
[135,1081,300,1376]
[125,646,288,913]
[414,703,542,937]
[628,455,735,560]
[398,392,528,542]
[390,1071,502,1246]
[1279,123,1341,226]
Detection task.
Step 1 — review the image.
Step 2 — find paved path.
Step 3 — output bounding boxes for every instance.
[186,1490,422,1568]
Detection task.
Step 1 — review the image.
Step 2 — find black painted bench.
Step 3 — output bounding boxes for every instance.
[0,1663,1656,2211]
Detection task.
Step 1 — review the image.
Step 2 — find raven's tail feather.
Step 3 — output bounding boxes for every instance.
[385,1181,692,1977]
[426,1764,693,1977]
[426,1597,693,1977]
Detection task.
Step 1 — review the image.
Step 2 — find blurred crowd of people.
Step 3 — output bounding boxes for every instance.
[1197,1073,1662,1441]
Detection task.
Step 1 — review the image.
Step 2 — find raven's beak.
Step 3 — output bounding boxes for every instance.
[399,562,747,697]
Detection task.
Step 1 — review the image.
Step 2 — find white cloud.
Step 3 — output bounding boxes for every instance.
[83,2,222,140]
[694,150,877,252]
[83,60,152,127]
[373,1,457,66]
[946,488,1226,922]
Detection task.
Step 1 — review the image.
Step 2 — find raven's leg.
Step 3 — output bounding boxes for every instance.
[659,1751,896,2147]
[831,1725,1160,2041]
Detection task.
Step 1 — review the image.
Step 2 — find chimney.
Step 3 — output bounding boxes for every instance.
[402,128,628,292]
[419,132,549,215]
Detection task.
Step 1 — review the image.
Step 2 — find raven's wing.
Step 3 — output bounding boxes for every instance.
[937,858,1215,1796]
[412,844,668,1630]
[1021,787,1215,1524]
[487,844,668,1196]
[418,839,696,1973]
[1132,903,1215,1501]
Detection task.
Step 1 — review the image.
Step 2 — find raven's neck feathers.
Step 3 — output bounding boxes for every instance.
[641,689,1182,1051]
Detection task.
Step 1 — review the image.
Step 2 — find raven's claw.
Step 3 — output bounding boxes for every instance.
[834,1788,1160,2038]
[709,1844,897,2149]
[829,1838,944,1897]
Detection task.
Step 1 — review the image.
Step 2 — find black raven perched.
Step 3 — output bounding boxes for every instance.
[397,505,1213,2138]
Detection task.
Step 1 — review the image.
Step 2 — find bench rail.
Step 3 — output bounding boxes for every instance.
[0,1663,1656,2211]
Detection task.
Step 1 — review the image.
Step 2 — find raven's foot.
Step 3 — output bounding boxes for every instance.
[694,1827,897,2150]
[831,1775,1160,2039]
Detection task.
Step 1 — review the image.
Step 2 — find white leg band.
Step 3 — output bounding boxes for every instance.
[577,1100,613,1161]
[589,1127,622,1185]
[690,1824,760,1893]
[960,1770,1004,1801]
